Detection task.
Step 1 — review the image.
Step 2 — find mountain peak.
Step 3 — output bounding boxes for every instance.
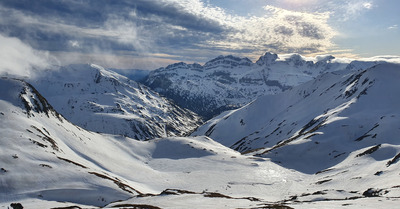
[204,55,253,69]
[0,78,61,119]
[166,62,189,70]
[29,64,202,140]
[256,52,278,66]
[283,53,307,66]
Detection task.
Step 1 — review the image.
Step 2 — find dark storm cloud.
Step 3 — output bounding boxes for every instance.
[284,15,325,40]
[0,0,106,27]
[0,0,229,55]
[0,1,337,69]
[130,0,226,33]
[295,22,325,40]
[274,26,294,36]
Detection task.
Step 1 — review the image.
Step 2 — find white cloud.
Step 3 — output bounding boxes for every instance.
[69,40,81,48]
[388,25,398,30]
[360,55,400,64]
[363,2,373,9]
[103,16,153,52]
[0,34,56,78]
[165,0,336,54]
[341,1,374,21]
[235,6,334,53]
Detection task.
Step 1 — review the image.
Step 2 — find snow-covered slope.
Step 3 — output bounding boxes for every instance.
[145,52,387,119]
[194,63,400,176]
[1,73,400,208]
[0,78,298,208]
[29,64,201,140]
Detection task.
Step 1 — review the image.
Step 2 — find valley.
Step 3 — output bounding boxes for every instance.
[1,53,400,208]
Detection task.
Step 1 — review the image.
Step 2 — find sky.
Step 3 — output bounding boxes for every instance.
[0,0,399,70]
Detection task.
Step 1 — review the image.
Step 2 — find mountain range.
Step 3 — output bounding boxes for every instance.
[1,52,400,208]
[144,52,385,119]
[193,63,400,173]
[0,77,303,208]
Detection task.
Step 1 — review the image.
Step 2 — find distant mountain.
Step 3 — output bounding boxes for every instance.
[193,63,400,175]
[144,52,383,119]
[144,52,399,119]
[29,64,201,140]
[110,68,151,82]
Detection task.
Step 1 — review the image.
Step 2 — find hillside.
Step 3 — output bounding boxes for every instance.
[144,52,387,119]
[29,64,201,140]
[193,63,400,176]
[0,77,296,208]
[1,66,400,208]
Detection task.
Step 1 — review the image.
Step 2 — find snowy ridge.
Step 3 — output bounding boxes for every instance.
[144,52,393,119]
[0,79,300,208]
[190,63,400,206]
[29,64,201,140]
[193,64,400,196]
[1,68,400,208]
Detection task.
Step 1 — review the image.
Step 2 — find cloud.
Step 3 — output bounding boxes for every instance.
[224,5,335,53]
[0,0,338,69]
[335,0,374,21]
[68,40,81,48]
[363,2,373,9]
[388,25,398,30]
[274,25,294,36]
[359,55,400,64]
[276,53,400,66]
[103,16,153,52]
[0,34,56,78]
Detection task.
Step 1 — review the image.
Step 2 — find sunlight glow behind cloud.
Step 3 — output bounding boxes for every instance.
[162,0,336,54]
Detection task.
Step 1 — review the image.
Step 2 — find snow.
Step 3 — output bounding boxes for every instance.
[0,79,300,208]
[28,64,201,140]
[144,52,400,119]
[1,63,400,208]
[145,53,351,118]
[193,63,400,205]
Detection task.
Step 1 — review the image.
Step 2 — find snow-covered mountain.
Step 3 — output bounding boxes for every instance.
[194,63,400,179]
[2,75,400,208]
[144,52,381,119]
[29,64,201,140]
[0,77,303,208]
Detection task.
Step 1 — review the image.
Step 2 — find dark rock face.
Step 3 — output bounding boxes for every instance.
[256,52,278,66]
